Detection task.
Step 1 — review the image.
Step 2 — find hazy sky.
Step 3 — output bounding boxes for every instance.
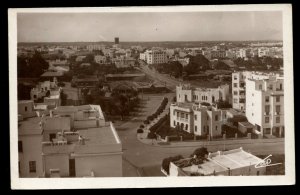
[17,11,283,42]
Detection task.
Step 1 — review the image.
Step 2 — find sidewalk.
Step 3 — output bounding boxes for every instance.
[162,137,284,148]
[138,96,173,145]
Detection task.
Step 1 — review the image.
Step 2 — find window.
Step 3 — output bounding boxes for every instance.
[185,114,188,120]
[265,117,269,123]
[194,115,197,120]
[259,84,262,90]
[18,141,23,153]
[49,133,56,142]
[265,105,270,114]
[252,103,254,106]
[264,128,271,134]
[265,96,269,103]
[215,115,218,121]
[276,105,281,113]
[233,91,238,95]
[276,96,280,102]
[181,113,184,118]
[29,161,36,173]
[174,121,176,126]
[185,124,188,130]
[215,126,218,131]
[185,95,187,101]
[252,113,254,116]
[269,84,273,90]
[24,106,27,112]
[276,117,280,123]
[252,93,254,97]
[233,83,237,88]
[234,76,237,80]
[233,98,237,103]
[195,126,197,132]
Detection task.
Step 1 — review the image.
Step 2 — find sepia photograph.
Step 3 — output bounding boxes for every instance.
[9,4,295,189]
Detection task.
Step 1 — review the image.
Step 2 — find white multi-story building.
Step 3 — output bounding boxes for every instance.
[86,44,105,51]
[94,55,107,64]
[232,71,280,111]
[176,84,230,105]
[139,53,147,61]
[18,104,123,178]
[170,103,225,137]
[245,75,284,137]
[211,50,226,59]
[239,48,251,58]
[142,49,168,64]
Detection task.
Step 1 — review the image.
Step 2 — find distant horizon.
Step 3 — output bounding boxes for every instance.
[18,39,283,44]
[18,12,283,42]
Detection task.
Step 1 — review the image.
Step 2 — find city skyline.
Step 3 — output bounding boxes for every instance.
[17,11,283,42]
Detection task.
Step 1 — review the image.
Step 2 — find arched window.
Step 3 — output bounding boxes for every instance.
[185,124,188,130]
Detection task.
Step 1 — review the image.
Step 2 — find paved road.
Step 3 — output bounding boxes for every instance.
[116,93,285,177]
[137,62,181,91]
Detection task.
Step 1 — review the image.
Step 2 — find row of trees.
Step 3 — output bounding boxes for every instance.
[143,97,168,124]
[18,51,49,78]
[151,54,228,78]
[83,89,140,120]
[234,56,283,70]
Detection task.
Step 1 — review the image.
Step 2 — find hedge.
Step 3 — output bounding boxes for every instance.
[168,136,181,142]
[137,129,144,133]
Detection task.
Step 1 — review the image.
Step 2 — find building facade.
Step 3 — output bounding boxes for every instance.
[245,75,284,137]
[142,49,168,64]
[170,103,224,137]
[18,104,122,178]
[176,84,230,105]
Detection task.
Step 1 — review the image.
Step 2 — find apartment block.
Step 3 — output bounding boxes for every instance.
[18,104,122,178]
[232,71,272,111]
[176,84,230,105]
[170,102,225,137]
[140,49,168,64]
[245,75,284,137]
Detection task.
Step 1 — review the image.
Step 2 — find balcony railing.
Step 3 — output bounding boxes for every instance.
[176,117,189,122]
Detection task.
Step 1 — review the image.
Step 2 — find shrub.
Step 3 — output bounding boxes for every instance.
[161,155,184,175]
[195,135,208,140]
[57,82,66,87]
[191,147,208,158]
[168,136,181,142]
[140,124,145,128]
[137,129,143,133]
[147,132,157,139]
[144,120,150,124]
[147,116,154,121]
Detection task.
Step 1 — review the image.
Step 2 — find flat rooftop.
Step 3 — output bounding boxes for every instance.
[18,117,43,136]
[106,73,145,78]
[43,123,122,155]
[41,71,64,77]
[18,100,33,104]
[174,148,263,175]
